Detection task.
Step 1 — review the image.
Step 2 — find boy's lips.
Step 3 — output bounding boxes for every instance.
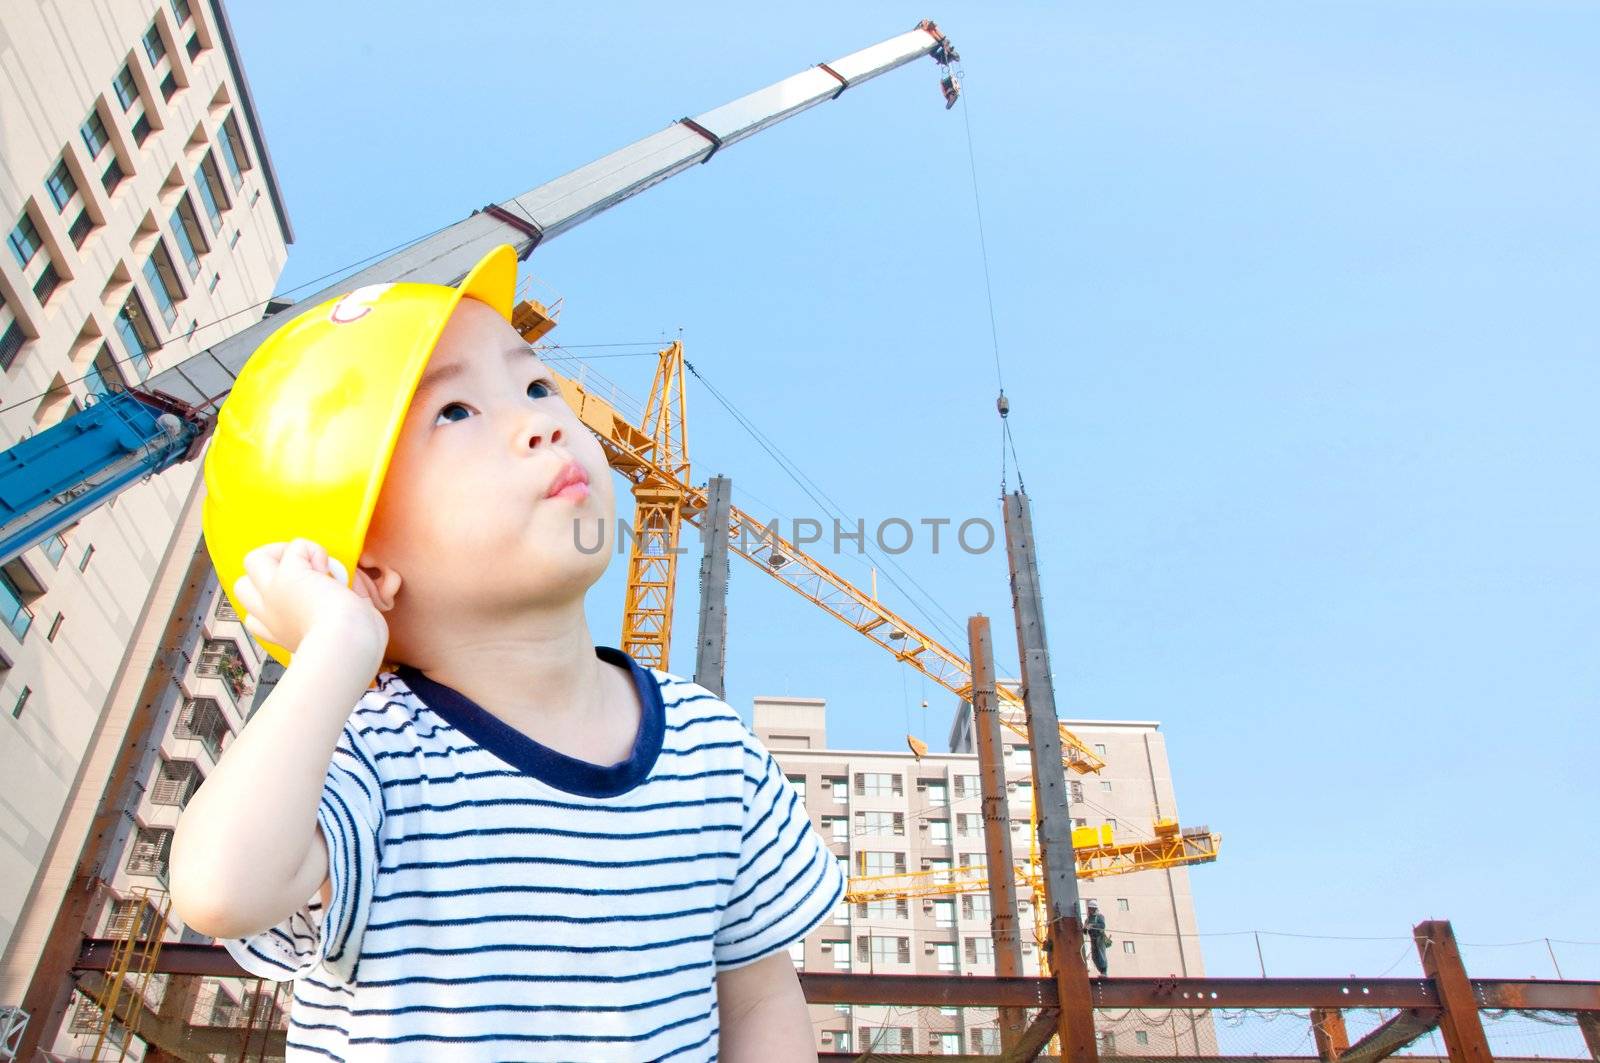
[544,461,590,501]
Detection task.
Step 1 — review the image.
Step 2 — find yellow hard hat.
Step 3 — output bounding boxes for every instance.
[202,244,518,664]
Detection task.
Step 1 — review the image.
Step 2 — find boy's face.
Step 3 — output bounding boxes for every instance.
[360,298,615,650]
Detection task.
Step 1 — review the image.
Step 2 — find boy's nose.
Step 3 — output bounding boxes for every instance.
[526,427,562,449]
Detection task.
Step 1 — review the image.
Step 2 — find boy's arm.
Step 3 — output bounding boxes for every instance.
[717,953,817,1063]
[170,540,386,940]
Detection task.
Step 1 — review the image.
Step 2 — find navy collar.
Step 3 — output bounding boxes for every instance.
[397,647,664,798]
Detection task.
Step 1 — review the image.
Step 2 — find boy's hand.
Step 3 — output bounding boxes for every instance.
[232,539,388,664]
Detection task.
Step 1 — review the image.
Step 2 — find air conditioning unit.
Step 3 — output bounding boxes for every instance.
[921,901,935,913]
[924,943,938,953]
[820,942,833,951]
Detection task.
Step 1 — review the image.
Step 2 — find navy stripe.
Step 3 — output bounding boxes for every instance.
[383,849,739,874]
[345,1007,707,1046]
[728,798,811,911]
[664,711,738,731]
[658,738,743,757]
[720,859,845,965]
[658,1025,719,1061]
[661,692,722,710]
[721,845,831,943]
[373,743,480,762]
[372,876,733,905]
[365,903,719,932]
[282,1036,343,1060]
[343,983,709,1019]
[385,793,742,817]
[357,957,708,989]
[386,821,739,846]
[358,931,713,961]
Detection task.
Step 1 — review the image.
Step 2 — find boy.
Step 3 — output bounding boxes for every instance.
[171,245,845,1061]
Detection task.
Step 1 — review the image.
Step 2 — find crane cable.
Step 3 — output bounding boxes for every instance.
[955,62,1026,496]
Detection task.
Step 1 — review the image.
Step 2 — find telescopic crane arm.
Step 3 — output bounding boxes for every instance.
[0,21,959,564]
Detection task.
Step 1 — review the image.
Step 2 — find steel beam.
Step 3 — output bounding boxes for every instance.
[1577,1012,1600,1062]
[1003,1008,1061,1062]
[1310,1007,1350,1061]
[1414,920,1492,1062]
[1002,490,1097,1063]
[970,613,1028,1052]
[1474,979,1600,1012]
[1338,1008,1442,1063]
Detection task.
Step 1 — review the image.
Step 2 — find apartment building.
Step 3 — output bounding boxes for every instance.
[0,0,290,1053]
[756,695,1218,1057]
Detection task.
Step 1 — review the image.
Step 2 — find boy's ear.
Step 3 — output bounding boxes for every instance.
[354,553,402,612]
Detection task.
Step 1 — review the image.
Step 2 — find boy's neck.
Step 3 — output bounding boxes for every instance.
[403,600,626,744]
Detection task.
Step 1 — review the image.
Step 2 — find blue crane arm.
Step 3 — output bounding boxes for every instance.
[0,389,211,561]
[0,21,958,565]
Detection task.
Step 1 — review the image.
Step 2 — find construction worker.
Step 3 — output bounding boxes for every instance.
[1086,899,1111,976]
[169,245,845,1061]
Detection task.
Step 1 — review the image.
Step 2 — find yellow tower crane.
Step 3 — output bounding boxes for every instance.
[515,310,1108,772]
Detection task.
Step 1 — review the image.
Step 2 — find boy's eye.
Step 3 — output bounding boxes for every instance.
[434,402,473,426]
[527,379,553,400]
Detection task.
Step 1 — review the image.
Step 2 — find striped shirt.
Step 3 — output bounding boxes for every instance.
[225,648,843,1061]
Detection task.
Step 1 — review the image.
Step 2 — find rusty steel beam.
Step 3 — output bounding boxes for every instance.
[1577,1012,1600,1062]
[1414,920,1492,1062]
[1338,1007,1442,1063]
[1310,1007,1349,1061]
[799,973,1443,1010]
[1002,1008,1060,1062]
[1473,978,1600,1012]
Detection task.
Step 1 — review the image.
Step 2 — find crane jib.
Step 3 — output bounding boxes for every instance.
[0,20,958,565]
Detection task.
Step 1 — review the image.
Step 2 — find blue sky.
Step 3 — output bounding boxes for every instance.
[228,2,1598,980]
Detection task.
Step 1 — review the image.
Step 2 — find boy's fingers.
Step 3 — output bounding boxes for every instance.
[231,576,267,618]
[243,614,278,647]
[241,549,281,594]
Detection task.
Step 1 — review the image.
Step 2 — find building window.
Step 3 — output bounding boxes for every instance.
[1101,780,1113,793]
[785,774,806,802]
[101,157,126,196]
[858,898,906,921]
[151,758,200,806]
[207,271,220,293]
[858,935,909,968]
[933,941,957,972]
[970,1028,1000,1054]
[932,899,955,929]
[8,213,42,270]
[1123,940,1136,954]
[131,112,153,146]
[186,32,202,60]
[1136,1030,1150,1046]
[922,780,949,806]
[823,939,850,971]
[46,160,79,211]
[931,1031,961,1054]
[11,685,31,719]
[860,1026,911,1053]
[160,71,178,102]
[78,544,95,571]
[859,851,905,876]
[786,940,804,969]
[143,23,167,65]
[214,594,240,623]
[229,228,241,249]
[1106,818,1117,832]
[114,65,140,111]
[84,344,125,400]
[81,109,111,158]
[31,263,60,306]
[854,772,901,797]
[962,894,990,921]
[116,294,157,379]
[1094,743,1107,756]
[823,817,847,845]
[825,775,847,802]
[0,570,35,640]
[218,113,251,187]
[174,696,228,759]
[68,210,94,248]
[42,534,67,567]
[1117,898,1130,912]
[197,637,252,700]
[143,241,185,327]
[127,826,173,878]
[965,936,995,965]
[0,319,23,370]
[171,0,192,25]
[928,819,950,846]
[857,810,902,836]
[1070,779,1083,802]
[196,151,231,227]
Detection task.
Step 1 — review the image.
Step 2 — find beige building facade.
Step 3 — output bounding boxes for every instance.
[0,0,290,1053]
[756,695,1217,1057]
